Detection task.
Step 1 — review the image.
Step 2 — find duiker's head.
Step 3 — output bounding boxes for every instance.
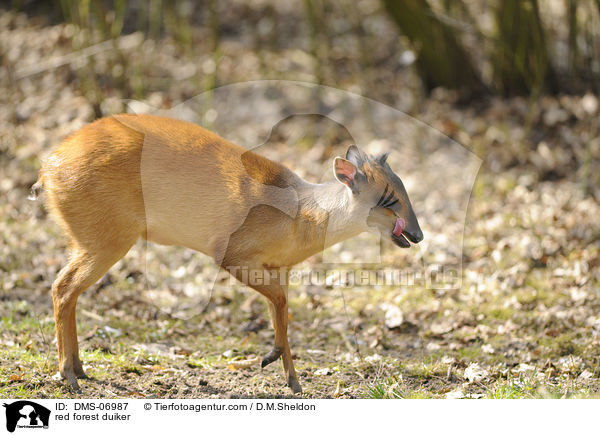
[333,145,423,248]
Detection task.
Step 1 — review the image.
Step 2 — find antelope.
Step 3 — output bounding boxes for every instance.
[34,114,423,394]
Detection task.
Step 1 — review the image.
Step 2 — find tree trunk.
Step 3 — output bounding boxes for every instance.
[382,0,484,94]
[492,0,555,95]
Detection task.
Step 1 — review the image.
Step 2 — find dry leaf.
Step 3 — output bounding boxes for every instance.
[464,363,488,383]
[446,390,464,399]
[227,356,261,371]
[381,303,404,329]
[149,365,166,371]
[333,380,342,398]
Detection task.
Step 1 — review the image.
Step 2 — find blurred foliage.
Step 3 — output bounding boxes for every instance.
[6,0,600,98]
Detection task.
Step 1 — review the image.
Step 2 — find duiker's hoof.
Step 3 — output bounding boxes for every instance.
[75,371,89,380]
[66,378,82,394]
[60,370,83,393]
[288,376,302,394]
[261,346,283,368]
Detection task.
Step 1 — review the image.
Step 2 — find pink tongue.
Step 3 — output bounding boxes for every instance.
[393,218,405,237]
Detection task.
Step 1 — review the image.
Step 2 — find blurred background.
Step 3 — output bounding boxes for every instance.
[5,0,600,99]
[2,0,599,192]
[1,0,599,399]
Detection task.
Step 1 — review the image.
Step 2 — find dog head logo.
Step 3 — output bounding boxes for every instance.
[3,401,50,432]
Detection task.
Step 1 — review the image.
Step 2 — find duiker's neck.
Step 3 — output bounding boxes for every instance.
[294,181,364,251]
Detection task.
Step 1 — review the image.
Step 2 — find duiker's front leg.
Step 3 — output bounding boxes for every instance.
[227,265,301,394]
[264,295,301,394]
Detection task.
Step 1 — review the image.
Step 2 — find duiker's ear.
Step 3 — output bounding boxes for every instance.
[334,157,359,193]
[345,145,362,166]
[378,152,389,165]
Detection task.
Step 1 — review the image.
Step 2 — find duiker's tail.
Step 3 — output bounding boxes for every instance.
[28,168,44,201]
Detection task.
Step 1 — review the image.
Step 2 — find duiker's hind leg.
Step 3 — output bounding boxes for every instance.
[52,243,134,391]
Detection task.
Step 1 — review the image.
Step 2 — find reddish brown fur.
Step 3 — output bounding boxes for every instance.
[39,114,421,394]
[40,115,313,393]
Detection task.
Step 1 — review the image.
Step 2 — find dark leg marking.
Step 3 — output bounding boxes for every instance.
[261,345,283,368]
[288,375,302,394]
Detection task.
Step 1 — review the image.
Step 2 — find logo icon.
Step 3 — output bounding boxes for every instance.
[3,401,50,433]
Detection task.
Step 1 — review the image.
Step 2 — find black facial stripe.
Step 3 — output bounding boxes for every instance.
[382,198,399,208]
[383,189,395,205]
[376,185,389,207]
